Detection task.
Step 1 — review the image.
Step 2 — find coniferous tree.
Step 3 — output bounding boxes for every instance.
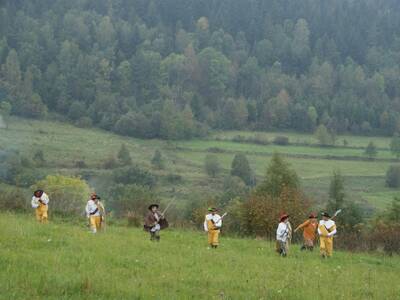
[117,144,132,166]
[230,154,254,186]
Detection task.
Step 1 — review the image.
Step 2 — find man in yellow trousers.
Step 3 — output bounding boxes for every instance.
[318,212,337,258]
[85,193,105,234]
[31,190,49,223]
[204,207,223,249]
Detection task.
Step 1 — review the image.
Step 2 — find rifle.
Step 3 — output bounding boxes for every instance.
[211,212,228,229]
[161,197,176,216]
[332,209,342,220]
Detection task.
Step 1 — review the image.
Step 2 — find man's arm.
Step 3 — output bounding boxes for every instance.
[294,220,309,232]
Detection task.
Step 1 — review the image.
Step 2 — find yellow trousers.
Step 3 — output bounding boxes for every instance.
[89,216,102,233]
[208,230,220,246]
[35,204,48,223]
[320,236,333,257]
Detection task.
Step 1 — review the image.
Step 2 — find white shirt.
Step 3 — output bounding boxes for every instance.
[31,193,49,208]
[85,200,100,217]
[276,222,290,242]
[204,213,222,231]
[318,219,337,237]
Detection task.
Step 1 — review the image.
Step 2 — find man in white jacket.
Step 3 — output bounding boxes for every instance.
[204,207,223,248]
[31,190,49,223]
[276,214,291,257]
[318,212,337,258]
[85,193,104,233]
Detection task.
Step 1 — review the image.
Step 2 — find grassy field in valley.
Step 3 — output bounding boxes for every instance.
[1,213,399,300]
[0,117,399,210]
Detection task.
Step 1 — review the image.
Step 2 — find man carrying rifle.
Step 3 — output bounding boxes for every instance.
[276,214,291,257]
[144,204,168,242]
[31,190,49,223]
[85,192,105,234]
[204,207,223,249]
[318,212,337,258]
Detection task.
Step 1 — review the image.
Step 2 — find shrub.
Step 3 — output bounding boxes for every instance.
[204,154,220,177]
[31,175,91,216]
[273,136,289,145]
[75,160,87,168]
[0,185,28,211]
[75,117,93,128]
[231,154,255,186]
[0,150,35,186]
[151,149,165,169]
[385,165,400,188]
[369,222,400,255]
[207,147,225,153]
[103,156,119,169]
[33,150,46,165]
[117,144,132,166]
[241,187,310,238]
[108,184,157,219]
[165,173,182,184]
[113,165,157,188]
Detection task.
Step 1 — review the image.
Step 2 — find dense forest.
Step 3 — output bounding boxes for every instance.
[1,0,400,139]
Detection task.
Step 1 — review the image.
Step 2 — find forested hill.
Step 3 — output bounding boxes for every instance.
[1,0,400,139]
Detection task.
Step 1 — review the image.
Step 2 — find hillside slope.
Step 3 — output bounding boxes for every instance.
[0,213,399,300]
[0,117,398,209]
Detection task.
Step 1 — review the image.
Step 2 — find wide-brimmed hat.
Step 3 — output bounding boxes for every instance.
[148,204,159,210]
[280,214,289,222]
[321,212,331,218]
[309,213,317,219]
[208,207,217,212]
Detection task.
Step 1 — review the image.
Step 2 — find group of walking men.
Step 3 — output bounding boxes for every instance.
[32,190,337,257]
[276,212,337,258]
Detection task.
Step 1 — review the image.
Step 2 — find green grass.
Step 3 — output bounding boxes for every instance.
[178,139,395,159]
[1,117,399,210]
[212,130,392,149]
[1,213,399,300]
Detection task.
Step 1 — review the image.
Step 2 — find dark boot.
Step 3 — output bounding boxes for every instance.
[300,245,306,251]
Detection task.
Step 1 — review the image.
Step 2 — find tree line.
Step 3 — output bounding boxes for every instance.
[1,0,400,139]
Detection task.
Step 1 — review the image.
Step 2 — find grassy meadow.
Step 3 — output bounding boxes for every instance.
[1,213,399,300]
[1,117,399,211]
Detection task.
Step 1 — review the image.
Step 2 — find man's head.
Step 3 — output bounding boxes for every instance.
[34,190,43,198]
[149,204,159,212]
[280,214,289,223]
[90,192,97,200]
[208,207,217,215]
[321,212,331,221]
[309,212,317,220]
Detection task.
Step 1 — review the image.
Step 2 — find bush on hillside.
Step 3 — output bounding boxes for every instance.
[103,156,119,169]
[273,136,289,145]
[0,185,28,211]
[385,165,400,188]
[204,154,220,178]
[31,175,91,215]
[113,165,157,188]
[108,184,157,220]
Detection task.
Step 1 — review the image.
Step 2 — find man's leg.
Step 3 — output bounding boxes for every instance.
[212,231,219,248]
[326,238,333,257]
[320,237,327,258]
[89,216,97,233]
[41,210,48,224]
[35,208,42,222]
[155,230,160,242]
[280,241,287,257]
[208,232,213,246]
